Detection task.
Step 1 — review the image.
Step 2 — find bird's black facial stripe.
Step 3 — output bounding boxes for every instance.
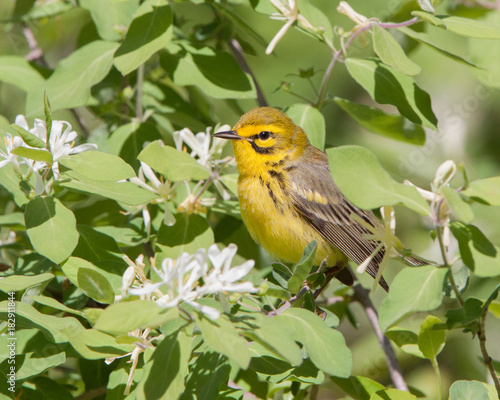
[250,140,274,154]
[247,130,275,154]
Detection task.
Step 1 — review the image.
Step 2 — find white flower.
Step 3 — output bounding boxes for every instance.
[129,162,178,232]
[202,244,256,295]
[173,125,231,169]
[0,133,23,174]
[14,115,97,179]
[127,244,256,319]
[173,124,233,201]
[266,0,316,54]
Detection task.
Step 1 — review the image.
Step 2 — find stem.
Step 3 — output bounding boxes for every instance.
[378,17,419,29]
[22,24,48,68]
[431,357,443,400]
[268,285,309,317]
[315,16,419,108]
[229,38,268,107]
[136,64,145,121]
[478,310,500,398]
[436,225,465,307]
[70,109,91,139]
[353,283,409,392]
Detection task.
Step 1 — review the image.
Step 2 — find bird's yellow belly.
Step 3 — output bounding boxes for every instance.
[238,176,346,267]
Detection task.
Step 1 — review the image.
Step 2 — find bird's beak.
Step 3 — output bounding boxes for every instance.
[213,130,242,140]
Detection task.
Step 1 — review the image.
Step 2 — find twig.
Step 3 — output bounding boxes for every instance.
[70,108,91,139]
[478,310,500,398]
[268,285,309,317]
[353,283,409,392]
[23,24,48,68]
[228,38,268,107]
[315,17,419,108]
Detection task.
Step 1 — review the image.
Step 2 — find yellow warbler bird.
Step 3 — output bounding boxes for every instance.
[214,107,423,292]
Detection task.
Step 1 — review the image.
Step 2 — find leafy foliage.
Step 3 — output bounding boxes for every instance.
[0,0,500,399]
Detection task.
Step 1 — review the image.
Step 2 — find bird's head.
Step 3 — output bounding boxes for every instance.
[214,107,309,176]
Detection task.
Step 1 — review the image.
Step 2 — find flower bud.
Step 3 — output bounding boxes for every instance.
[433,160,456,190]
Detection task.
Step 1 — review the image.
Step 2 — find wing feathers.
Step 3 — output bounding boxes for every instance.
[287,148,389,291]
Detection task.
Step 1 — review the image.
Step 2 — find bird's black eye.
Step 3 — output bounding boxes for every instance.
[259,131,271,140]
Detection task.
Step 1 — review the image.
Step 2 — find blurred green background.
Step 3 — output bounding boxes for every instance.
[1,0,499,398]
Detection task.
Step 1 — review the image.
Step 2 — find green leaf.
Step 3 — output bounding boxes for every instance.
[444,298,483,331]
[73,225,123,263]
[0,164,30,207]
[44,92,52,144]
[59,173,158,206]
[483,284,500,311]
[62,257,124,297]
[15,352,67,382]
[137,141,210,182]
[0,212,24,227]
[286,104,325,150]
[9,123,45,148]
[183,352,231,400]
[398,27,481,68]
[80,0,139,41]
[370,389,417,400]
[372,25,421,76]
[288,241,317,294]
[411,11,447,27]
[345,58,437,129]
[334,97,426,145]
[95,301,179,335]
[278,308,352,377]
[0,301,132,359]
[441,186,474,223]
[114,0,173,75]
[385,327,425,358]
[25,197,79,264]
[418,315,445,359]
[438,15,500,39]
[379,266,448,331]
[30,295,84,316]
[27,41,119,115]
[58,151,136,181]
[327,145,430,215]
[0,56,44,92]
[196,313,251,370]
[462,177,500,206]
[172,46,256,99]
[469,12,500,89]
[156,213,214,259]
[265,281,292,300]
[77,268,115,304]
[418,0,435,13]
[136,330,191,400]
[11,146,53,164]
[247,313,303,366]
[21,1,72,21]
[450,222,500,277]
[331,376,385,400]
[0,273,54,293]
[449,380,491,400]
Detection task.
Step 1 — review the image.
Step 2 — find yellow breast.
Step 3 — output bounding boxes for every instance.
[237,174,346,267]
